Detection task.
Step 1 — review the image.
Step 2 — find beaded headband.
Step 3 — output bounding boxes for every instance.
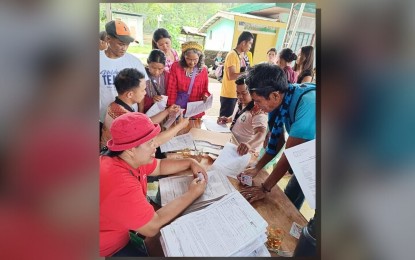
[181,41,203,53]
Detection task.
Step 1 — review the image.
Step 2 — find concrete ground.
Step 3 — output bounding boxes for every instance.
[205,77,222,117]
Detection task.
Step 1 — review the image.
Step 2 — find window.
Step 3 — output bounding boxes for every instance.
[287,31,313,52]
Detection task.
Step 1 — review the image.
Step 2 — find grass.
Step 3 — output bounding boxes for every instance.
[127,44,152,54]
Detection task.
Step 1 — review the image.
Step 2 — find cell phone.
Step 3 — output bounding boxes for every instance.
[241,174,253,186]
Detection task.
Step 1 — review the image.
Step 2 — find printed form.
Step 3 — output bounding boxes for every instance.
[284,139,316,209]
[210,142,251,178]
[160,191,268,256]
[145,95,168,117]
[202,116,231,133]
[159,170,235,207]
[184,95,213,118]
[159,133,194,153]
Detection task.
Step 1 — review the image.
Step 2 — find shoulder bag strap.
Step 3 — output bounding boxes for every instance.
[187,67,198,95]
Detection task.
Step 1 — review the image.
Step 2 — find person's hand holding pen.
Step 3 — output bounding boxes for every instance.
[187,174,206,197]
[189,158,208,183]
[217,116,230,125]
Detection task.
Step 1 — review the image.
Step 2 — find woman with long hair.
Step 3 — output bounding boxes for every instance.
[152,28,179,73]
[293,45,314,83]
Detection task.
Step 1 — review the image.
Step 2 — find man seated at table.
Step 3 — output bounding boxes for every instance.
[100,68,187,154]
[238,63,315,210]
[217,75,268,158]
[100,112,208,257]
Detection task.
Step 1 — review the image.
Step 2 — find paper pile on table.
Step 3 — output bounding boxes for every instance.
[160,191,270,256]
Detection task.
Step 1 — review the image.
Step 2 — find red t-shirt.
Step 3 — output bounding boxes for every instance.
[99,156,157,256]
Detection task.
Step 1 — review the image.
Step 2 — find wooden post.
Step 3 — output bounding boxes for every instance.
[106,3,112,23]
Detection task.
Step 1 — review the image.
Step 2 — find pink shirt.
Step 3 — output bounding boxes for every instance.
[231,104,268,153]
[164,49,179,73]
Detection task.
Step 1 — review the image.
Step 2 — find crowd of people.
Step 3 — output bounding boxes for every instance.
[99,19,316,257]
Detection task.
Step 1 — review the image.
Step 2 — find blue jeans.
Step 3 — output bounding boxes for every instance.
[284,174,305,210]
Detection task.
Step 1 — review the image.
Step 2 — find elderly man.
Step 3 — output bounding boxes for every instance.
[238,63,316,210]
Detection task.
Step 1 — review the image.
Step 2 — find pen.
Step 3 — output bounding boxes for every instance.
[197,172,204,183]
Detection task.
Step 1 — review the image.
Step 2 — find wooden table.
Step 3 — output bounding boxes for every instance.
[145,154,307,256]
[228,170,308,256]
[145,118,308,256]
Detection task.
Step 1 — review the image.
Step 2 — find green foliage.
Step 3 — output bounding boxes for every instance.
[164,23,181,51]
[127,44,152,54]
[99,3,241,54]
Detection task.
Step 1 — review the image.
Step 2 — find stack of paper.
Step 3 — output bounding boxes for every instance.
[159,169,235,214]
[159,133,195,153]
[160,191,270,256]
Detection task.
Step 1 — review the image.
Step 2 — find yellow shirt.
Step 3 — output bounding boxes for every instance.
[247,51,253,66]
[220,50,240,98]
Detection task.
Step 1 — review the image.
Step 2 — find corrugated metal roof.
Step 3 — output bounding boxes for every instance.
[181,26,206,37]
[228,3,276,13]
[229,3,316,14]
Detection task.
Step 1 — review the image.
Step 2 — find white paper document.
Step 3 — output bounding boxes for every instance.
[184,95,213,118]
[159,133,194,153]
[145,95,168,117]
[210,142,251,179]
[160,191,268,256]
[284,139,316,209]
[203,116,231,133]
[163,108,185,129]
[159,170,235,208]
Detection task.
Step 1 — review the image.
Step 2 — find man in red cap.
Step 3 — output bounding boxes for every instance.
[100,20,148,138]
[100,112,207,257]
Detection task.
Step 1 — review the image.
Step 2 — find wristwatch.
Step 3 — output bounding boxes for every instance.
[261,183,271,193]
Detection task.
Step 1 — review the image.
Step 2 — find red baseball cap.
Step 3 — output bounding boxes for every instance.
[107,112,160,151]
